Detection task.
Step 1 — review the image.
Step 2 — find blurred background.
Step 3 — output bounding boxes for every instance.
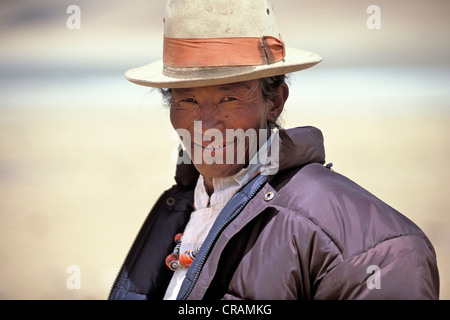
[0,0,448,299]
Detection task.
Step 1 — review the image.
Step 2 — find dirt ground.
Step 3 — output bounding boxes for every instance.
[0,103,448,299]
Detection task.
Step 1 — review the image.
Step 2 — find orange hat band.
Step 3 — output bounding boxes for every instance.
[163,35,285,68]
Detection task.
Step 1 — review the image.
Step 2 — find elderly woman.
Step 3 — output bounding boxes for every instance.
[109,0,439,300]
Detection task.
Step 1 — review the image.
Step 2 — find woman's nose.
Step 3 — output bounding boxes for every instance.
[196,103,226,132]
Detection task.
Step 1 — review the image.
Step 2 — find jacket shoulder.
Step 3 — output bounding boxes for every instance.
[269,163,434,259]
[268,163,439,299]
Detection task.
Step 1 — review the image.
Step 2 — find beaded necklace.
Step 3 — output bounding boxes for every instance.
[165,233,201,271]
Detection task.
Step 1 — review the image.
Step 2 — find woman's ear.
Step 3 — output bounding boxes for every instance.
[267,82,289,124]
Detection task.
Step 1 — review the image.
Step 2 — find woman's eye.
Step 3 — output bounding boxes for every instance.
[222,97,237,102]
[183,98,197,103]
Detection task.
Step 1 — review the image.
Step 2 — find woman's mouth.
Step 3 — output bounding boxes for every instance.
[191,140,237,164]
[195,140,234,151]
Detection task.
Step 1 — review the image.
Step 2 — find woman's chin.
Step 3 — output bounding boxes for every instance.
[193,162,245,180]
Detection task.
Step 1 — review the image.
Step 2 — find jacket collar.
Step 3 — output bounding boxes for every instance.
[277,126,325,172]
[174,126,326,189]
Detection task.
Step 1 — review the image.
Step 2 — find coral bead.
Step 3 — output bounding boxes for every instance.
[174,233,183,243]
[179,250,195,268]
[165,253,180,271]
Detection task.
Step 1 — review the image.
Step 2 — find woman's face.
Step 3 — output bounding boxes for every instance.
[170,79,284,180]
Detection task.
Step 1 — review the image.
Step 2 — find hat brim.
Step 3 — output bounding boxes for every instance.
[124,47,322,88]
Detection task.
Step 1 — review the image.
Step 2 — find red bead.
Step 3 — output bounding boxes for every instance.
[165,253,180,271]
[174,233,183,243]
[179,250,195,268]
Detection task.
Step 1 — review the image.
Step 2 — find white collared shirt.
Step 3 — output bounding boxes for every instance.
[163,131,277,300]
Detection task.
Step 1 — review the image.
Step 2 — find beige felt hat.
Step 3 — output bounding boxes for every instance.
[125,0,322,88]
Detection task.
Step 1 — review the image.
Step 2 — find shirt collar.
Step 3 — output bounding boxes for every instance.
[194,130,275,210]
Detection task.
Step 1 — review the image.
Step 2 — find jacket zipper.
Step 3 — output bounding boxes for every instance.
[179,174,268,300]
[107,191,166,299]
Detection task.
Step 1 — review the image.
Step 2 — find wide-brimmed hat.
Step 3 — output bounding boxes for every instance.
[125,0,322,88]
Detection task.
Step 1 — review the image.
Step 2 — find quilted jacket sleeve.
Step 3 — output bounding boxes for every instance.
[313,234,439,300]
